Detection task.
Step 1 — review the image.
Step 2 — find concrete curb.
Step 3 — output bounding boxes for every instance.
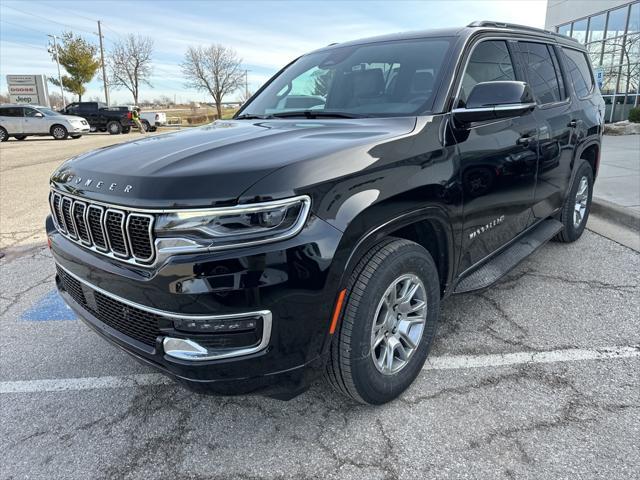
[591,197,640,232]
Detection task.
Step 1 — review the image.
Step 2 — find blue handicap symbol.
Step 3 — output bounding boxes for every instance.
[21,289,77,321]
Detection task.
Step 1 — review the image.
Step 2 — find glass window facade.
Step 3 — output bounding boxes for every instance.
[555,1,640,122]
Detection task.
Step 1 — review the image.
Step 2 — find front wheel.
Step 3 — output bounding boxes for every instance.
[0,127,9,142]
[554,159,594,243]
[107,121,122,135]
[51,125,68,140]
[325,238,440,404]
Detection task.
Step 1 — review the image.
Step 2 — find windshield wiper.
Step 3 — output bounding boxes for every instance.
[235,114,274,120]
[269,110,367,119]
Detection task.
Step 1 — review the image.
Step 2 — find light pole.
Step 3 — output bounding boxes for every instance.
[48,34,66,109]
[97,21,109,105]
[244,69,251,102]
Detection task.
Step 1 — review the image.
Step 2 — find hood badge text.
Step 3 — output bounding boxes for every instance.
[59,172,133,193]
[469,215,505,240]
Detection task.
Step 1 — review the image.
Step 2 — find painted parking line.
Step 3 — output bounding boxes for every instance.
[21,289,76,321]
[1,345,638,394]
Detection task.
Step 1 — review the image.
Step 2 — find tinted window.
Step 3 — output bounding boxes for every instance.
[562,48,594,98]
[240,38,453,117]
[459,40,516,106]
[519,42,565,104]
[24,108,40,117]
[0,107,23,117]
[66,104,79,114]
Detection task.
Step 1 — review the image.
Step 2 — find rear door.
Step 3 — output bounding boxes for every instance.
[453,39,539,272]
[0,106,24,134]
[516,41,575,221]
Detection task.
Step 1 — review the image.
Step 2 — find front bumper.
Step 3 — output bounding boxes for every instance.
[71,125,90,133]
[47,213,344,398]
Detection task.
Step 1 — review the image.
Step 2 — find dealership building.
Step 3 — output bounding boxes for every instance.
[546,0,639,122]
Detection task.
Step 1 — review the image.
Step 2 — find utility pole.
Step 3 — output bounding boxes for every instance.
[96,21,109,105]
[48,34,66,109]
[244,69,251,102]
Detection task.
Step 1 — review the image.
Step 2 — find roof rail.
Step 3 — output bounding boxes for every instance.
[467,20,580,43]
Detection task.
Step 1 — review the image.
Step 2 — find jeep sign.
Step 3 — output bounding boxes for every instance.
[6,75,50,107]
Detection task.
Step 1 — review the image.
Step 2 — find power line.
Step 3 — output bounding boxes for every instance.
[0,19,50,36]
[1,40,47,52]
[2,4,96,35]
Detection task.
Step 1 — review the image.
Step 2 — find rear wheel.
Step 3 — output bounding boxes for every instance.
[107,121,122,135]
[141,120,150,132]
[51,125,68,140]
[554,159,593,243]
[325,238,440,404]
[0,127,8,142]
[122,126,131,134]
[15,135,27,141]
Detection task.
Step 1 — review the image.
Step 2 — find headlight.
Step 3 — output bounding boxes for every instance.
[154,195,311,251]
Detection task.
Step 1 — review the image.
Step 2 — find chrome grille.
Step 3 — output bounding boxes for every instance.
[50,191,156,265]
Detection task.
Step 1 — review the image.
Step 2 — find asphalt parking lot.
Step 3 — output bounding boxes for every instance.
[1,134,639,479]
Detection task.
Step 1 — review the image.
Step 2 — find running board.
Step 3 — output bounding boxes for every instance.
[454,219,563,294]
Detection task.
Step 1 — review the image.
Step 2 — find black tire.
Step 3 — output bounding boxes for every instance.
[107,121,122,135]
[141,120,150,132]
[0,127,9,142]
[149,126,157,132]
[554,159,594,243]
[15,135,27,141]
[122,126,131,134]
[51,124,68,140]
[325,238,440,404]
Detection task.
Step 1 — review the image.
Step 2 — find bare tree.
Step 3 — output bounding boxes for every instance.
[108,35,154,105]
[182,44,244,118]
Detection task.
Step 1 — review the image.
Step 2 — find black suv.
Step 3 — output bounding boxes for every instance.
[47,22,604,404]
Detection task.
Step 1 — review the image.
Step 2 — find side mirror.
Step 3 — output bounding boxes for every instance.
[34,112,44,118]
[453,81,536,124]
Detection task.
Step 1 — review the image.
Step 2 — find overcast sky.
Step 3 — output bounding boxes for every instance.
[0,0,547,104]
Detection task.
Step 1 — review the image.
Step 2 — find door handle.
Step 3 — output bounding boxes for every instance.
[517,135,532,146]
[567,120,578,128]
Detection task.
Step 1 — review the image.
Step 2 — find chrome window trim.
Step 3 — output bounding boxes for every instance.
[126,213,155,263]
[56,262,272,361]
[104,208,129,258]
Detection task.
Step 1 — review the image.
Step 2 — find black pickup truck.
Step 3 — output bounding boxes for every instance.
[60,102,134,134]
[47,22,604,404]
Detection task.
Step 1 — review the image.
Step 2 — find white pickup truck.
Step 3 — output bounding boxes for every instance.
[139,111,167,132]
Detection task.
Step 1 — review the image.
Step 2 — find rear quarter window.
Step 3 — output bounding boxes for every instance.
[562,48,595,98]
[0,107,23,117]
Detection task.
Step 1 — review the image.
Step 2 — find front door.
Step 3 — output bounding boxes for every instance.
[23,107,48,134]
[452,39,539,272]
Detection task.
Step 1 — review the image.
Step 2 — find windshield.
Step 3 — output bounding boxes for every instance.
[238,37,453,118]
[39,108,62,116]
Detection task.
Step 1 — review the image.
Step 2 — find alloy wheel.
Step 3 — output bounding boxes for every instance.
[53,126,66,139]
[573,175,588,228]
[370,273,427,375]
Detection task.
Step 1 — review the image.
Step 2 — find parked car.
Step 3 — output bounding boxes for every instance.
[47,21,604,404]
[0,104,90,141]
[60,102,134,134]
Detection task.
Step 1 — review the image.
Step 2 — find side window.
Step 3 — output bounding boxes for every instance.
[518,42,566,105]
[0,107,21,117]
[66,104,79,114]
[562,48,594,98]
[459,40,516,107]
[24,108,39,117]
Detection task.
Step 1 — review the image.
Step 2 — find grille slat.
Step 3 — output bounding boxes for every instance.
[105,210,128,256]
[50,191,155,265]
[72,202,90,244]
[61,197,77,239]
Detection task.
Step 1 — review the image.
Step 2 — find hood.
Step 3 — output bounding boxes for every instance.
[50,118,417,208]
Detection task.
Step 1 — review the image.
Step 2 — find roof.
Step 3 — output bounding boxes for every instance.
[311,20,581,54]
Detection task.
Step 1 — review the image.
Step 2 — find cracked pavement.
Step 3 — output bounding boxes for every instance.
[1,229,639,479]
